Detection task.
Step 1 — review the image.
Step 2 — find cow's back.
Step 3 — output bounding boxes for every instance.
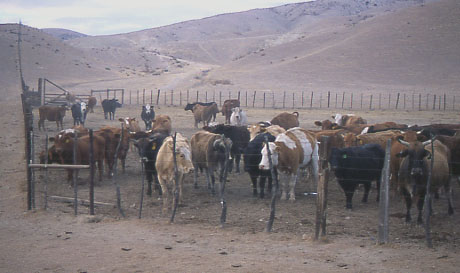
[191,131,220,169]
[270,112,299,130]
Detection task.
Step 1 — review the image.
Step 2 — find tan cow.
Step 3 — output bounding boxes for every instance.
[38,105,67,131]
[192,104,219,128]
[151,114,172,135]
[155,133,194,213]
[332,113,367,127]
[248,122,286,141]
[119,117,141,133]
[343,130,404,150]
[259,127,319,201]
[191,131,232,194]
[270,112,299,130]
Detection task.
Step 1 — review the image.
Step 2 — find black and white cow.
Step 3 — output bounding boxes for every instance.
[71,102,87,126]
[141,104,155,130]
[328,143,385,209]
[132,131,169,196]
[244,132,276,198]
[202,124,250,173]
[101,98,122,120]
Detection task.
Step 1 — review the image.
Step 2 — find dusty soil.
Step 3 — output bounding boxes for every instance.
[1,100,459,273]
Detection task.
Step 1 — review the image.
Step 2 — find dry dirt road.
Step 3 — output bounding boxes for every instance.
[1,100,459,273]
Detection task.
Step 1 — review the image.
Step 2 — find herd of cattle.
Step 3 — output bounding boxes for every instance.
[36,97,459,224]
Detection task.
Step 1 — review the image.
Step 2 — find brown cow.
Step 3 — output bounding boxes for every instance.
[97,126,130,175]
[259,127,319,201]
[270,112,299,130]
[396,139,453,224]
[87,96,97,113]
[313,129,348,160]
[155,133,194,213]
[151,114,172,135]
[332,113,367,127]
[343,130,404,150]
[38,105,67,131]
[118,117,141,133]
[191,131,232,194]
[192,104,219,128]
[49,133,105,183]
[436,134,460,186]
[221,99,240,124]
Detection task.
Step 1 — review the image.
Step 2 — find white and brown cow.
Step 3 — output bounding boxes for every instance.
[270,112,299,130]
[155,133,194,213]
[259,127,319,201]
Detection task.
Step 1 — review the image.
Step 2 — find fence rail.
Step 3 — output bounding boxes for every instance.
[120,89,459,111]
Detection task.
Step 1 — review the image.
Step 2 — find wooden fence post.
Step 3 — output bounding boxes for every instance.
[433,95,436,110]
[219,91,222,106]
[137,90,139,105]
[310,91,314,108]
[327,91,330,108]
[379,93,381,109]
[319,93,322,108]
[302,91,305,108]
[369,94,373,110]
[73,134,78,216]
[187,89,189,104]
[378,139,391,244]
[350,93,353,109]
[171,90,174,106]
[252,91,257,108]
[179,90,182,106]
[196,90,199,102]
[335,93,338,108]
[388,93,391,109]
[265,136,280,233]
[444,94,446,111]
[403,93,406,110]
[89,130,95,215]
[314,136,329,240]
[292,92,295,109]
[395,93,400,109]
[272,92,275,109]
[412,93,415,110]
[156,89,161,105]
[342,92,345,109]
[263,92,266,108]
[419,94,422,111]
[143,89,145,105]
[238,91,241,102]
[164,90,167,105]
[151,90,153,104]
[205,91,208,102]
[283,91,286,108]
[245,91,248,107]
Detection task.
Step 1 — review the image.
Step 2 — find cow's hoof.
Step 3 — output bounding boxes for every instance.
[280,193,287,201]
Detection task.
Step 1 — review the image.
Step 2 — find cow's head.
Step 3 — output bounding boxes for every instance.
[397,139,432,178]
[166,134,194,173]
[259,142,279,170]
[213,135,233,161]
[184,103,195,111]
[328,147,350,173]
[314,120,336,130]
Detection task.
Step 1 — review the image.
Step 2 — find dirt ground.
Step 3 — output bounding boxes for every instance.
[1,100,459,273]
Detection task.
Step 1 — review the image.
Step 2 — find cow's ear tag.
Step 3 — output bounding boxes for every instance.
[151,143,156,150]
[65,139,70,143]
[342,154,347,159]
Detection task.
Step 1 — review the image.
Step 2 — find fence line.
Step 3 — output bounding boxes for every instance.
[119,89,458,111]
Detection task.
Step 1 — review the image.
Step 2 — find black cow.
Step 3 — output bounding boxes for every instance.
[185,102,217,122]
[141,104,155,130]
[243,132,276,198]
[71,102,87,125]
[203,124,250,173]
[101,99,122,120]
[132,131,169,196]
[329,144,385,209]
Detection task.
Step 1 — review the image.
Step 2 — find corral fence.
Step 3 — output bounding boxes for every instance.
[39,78,91,106]
[122,89,459,111]
[91,89,125,104]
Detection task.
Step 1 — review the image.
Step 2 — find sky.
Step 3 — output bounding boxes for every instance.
[0,0,307,36]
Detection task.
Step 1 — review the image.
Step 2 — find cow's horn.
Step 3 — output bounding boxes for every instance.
[422,139,433,146]
[397,138,410,147]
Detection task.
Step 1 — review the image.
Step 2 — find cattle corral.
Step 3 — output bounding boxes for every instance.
[29,103,460,249]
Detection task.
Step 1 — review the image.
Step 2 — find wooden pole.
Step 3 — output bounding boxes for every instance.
[310,92,314,108]
[196,90,199,102]
[179,90,182,106]
[89,130,95,215]
[315,136,329,240]
[444,94,446,111]
[388,93,391,109]
[302,91,305,108]
[129,90,132,105]
[360,93,363,109]
[395,93,400,109]
[143,89,145,105]
[171,133,180,223]
[112,124,125,217]
[205,91,208,102]
[30,130,35,209]
[164,90,167,105]
[369,94,373,110]
[219,91,222,106]
[335,93,338,108]
[419,94,422,111]
[245,91,248,107]
[137,90,139,105]
[342,92,345,109]
[327,91,330,108]
[187,89,189,104]
[424,140,435,248]
[263,92,266,108]
[292,92,295,109]
[350,93,353,109]
[378,139,391,244]
[433,95,436,110]
[220,138,231,228]
[265,136,280,233]
[252,91,257,108]
[73,134,78,216]
[171,90,174,106]
[283,91,286,108]
[121,89,125,104]
[238,91,241,102]
[151,90,153,104]
[412,93,415,110]
[319,93,322,108]
[156,89,161,105]
[44,134,49,210]
[272,92,275,108]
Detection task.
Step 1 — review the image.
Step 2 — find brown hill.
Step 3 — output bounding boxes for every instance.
[1,0,458,100]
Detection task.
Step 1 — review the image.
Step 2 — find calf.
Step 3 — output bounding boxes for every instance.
[332,113,367,127]
[397,139,453,224]
[270,112,299,130]
[259,127,319,201]
[185,102,218,122]
[87,96,97,113]
[101,98,122,120]
[329,144,385,209]
[132,131,169,196]
[221,99,240,124]
[141,104,155,130]
[230,107,248,126]
[203,124,250,173]
[97,126,130,175]
[71,102,87,126]
[156,133,194,213]
[118,117,141,133]
[191,131,232,194]
[38,105,67,131]
[244,132,276,198]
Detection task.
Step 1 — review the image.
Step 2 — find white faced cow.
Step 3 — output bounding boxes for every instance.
[259,127,319,201]
[230,107,248,126]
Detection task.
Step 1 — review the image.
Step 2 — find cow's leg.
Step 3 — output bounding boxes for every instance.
[401,187,412,223]
[416,188,426,225]
[362,181,371,203]
[288,172,298,201]
[259,175,266,199]
[280,172,289,200]
[146,164,153,196]
[376,178,381,202]
[249,172,258,197]
[338,180,356,209]
[193,165,199,189]
[177,173,184,205]
[97,159,103,182]
[204,168,212,191]
[104,112,108,119]
[67,169,73,184]
[444,184,454,215]
[235,154,241,173]
[157,177,169,214]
